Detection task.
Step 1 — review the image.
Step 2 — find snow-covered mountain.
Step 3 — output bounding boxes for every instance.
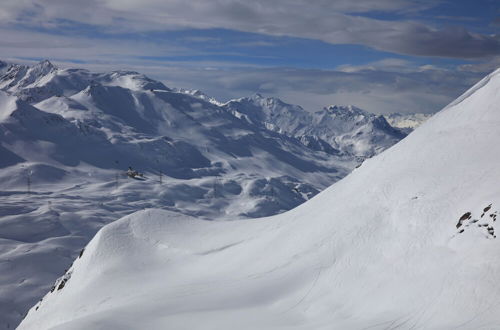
[310,105,405,157]
[0,60,168,103]
[0,60,406,329]
[224,94,405,157]
[18,67,500,329]
[174,88,223,106]
[384,112,432,133]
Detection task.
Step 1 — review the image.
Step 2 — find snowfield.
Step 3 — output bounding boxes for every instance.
[0,60,407,328]
[17,68,500,329]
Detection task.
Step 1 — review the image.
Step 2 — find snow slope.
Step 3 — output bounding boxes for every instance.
[19,68,500,329]
[0,60,406,329]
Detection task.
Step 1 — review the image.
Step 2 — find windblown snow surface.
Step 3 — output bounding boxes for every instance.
[0,60,407,329]
[18,68,500,329]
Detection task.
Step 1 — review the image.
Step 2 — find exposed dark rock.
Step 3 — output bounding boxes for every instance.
[457,212,472,228]
[459,212,472,221]
[57,279,67,291]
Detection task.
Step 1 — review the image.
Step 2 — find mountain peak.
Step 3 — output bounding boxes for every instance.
[248,93,287,106]
[175,88,222,105]
[176,88,206,98]
[323,105,370,117]
[34,59,57,71]
[99,70,170,91]
[23,59,58,81]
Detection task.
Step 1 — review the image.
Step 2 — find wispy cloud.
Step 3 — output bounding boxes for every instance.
[66,60,480,114]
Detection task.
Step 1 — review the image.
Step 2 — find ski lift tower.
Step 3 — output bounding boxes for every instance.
[21,164,33,195]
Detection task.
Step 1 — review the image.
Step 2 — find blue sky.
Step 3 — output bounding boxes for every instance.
[0,0,498,113]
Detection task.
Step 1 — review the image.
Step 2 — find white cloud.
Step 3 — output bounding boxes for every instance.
[76,61,480,114]
[0,28,190,61]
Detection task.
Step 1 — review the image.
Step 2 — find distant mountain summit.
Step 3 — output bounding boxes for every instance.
[175,88,222,106]
[310,105,404,157]
[0,60,92,102]
[224,96,405,157]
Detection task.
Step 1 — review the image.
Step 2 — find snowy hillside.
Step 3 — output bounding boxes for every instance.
[224,95,405,157]
[0,60,405,329]
[18,67,500,329]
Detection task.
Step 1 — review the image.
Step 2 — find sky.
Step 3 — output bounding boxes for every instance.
[0,0,499,114]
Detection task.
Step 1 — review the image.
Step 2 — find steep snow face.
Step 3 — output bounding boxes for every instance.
[0,90,125,171]
[0,91,18,121]
[384,112,432,133]
[224,97,405,157]
[18,68,500,329]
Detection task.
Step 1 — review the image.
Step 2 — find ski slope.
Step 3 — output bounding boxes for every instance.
[18,68,500,329]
